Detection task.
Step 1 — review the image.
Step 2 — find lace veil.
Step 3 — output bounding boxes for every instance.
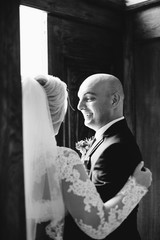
[22,76,68,240]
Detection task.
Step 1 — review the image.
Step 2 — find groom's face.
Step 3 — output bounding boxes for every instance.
[77,79,113,131]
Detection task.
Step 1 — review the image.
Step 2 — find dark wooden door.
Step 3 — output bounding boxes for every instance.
[0,1,26,240]
[48,14,123,150]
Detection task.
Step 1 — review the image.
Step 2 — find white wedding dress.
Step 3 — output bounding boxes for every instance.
[22,76,148,240]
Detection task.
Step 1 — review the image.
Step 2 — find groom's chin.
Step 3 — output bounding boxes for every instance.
[84,122,95,130]
[84,121,90,128]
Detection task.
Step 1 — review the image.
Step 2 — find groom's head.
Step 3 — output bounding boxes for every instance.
[77,73,124,131]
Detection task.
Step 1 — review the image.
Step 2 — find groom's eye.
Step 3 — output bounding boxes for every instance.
[85,96,95,102]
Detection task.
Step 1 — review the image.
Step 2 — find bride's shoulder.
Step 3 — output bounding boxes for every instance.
[57,146,79,157]
[57,146,81,165]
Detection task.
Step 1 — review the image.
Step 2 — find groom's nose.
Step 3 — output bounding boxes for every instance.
[77,99,85,111]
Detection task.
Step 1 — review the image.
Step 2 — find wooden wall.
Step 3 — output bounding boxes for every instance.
[0,1,26,240]
[124,3,160,239]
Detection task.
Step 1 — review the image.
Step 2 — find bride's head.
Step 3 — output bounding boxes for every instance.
[35,75,68,135]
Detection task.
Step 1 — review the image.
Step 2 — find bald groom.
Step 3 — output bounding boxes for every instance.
[76,73,143,240]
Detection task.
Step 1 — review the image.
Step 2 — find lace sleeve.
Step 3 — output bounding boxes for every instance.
[60,148,148,239]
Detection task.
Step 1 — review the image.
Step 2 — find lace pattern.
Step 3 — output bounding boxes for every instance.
[46,219,64,240]
[45,147,148,239]
[117,176,148,219]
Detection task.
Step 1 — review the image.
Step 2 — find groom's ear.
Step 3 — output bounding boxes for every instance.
[111,92,120,107]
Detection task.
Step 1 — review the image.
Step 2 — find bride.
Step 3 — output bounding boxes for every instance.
[22,75,152,240]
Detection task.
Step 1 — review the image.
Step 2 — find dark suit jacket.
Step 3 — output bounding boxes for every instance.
[64,119,142,240]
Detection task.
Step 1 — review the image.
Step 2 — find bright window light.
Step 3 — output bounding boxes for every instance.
[126,0,149,6]
[20,5,48,78]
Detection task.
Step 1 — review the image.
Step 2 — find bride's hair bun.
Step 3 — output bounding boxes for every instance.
[36,75,68,134]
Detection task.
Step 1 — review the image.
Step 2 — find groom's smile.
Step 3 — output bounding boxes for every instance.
[83,112,93,123]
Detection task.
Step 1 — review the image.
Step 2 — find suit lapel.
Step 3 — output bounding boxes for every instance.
[83,138,104,162]
[83,119,126,175]
[89,135,119,177]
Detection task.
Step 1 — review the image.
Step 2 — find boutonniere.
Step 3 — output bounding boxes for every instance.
[75,136,94,157]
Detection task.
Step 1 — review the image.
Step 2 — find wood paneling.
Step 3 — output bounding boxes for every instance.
[21,0,124,30]
[134,41,160,240]
[133,5,160,40]
[123,14,136,133]
[21,0,125,10]
[0,1,26,240]
[124,4,160,239]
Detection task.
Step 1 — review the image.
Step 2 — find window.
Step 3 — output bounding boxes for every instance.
[20,5,48,78]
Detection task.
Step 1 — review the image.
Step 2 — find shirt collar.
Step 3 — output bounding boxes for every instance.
[95,116,124,140]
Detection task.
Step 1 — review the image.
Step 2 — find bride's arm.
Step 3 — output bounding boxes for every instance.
[61,149,151,239]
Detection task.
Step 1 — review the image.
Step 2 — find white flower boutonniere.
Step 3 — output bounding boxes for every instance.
[75,136,94,157]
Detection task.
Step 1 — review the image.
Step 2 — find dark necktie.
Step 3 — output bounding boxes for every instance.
[84,156,91,175]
